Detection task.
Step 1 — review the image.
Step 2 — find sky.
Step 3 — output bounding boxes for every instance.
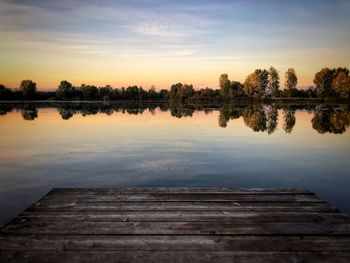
[0,0,350,90]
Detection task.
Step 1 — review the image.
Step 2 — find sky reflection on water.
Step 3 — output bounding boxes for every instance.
[0,103,349,225]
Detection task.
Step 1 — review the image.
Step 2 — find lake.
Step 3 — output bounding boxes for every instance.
[0,102,349,225]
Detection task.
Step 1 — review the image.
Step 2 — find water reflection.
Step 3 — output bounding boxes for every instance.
[1,102,350,134]
[283,108,296,134]
[312,107,350,134]
[20,105,38,121]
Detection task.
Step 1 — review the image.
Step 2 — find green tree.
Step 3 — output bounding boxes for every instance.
[20,80,37,99]
[170,83,182,100]
[231,81,243,97]
[268,66,280,97]
[219,74,231,97]
[178,84,195,102]
[332,68,350,99]
[243,69,268,98]
[284,68,297,97]
[313,68,335,97]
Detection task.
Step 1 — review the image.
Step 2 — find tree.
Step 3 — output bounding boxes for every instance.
[231,81,243,97]
[268,66,280,97]
[313,68,335,97]
[332,68,350,99]
[56,80,74,100]
[80,84,99,100]
[243,69,268,98]
[284,68,297,97]
[99,85,114,100]
[20,80,36,99]
[178,84,195,102]
[219,74,231,97]
[0,84,14,100]
[170,83,182,100]
[148,86,158,99]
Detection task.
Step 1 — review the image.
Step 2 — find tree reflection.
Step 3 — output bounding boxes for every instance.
[0,104,14,116]
[1,102,350,135]
[58,108,75,120]
[242,105,267,132]
[283,108,296,133]
[266,105,278,134]
[169,103,194,118]
[312,107,350,134]
[21,105,38,121]
[218,106,243,128]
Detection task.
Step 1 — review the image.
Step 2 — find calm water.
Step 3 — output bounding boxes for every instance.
[0,102,350,225]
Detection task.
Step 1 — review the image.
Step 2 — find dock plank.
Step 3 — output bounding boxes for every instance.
[1,251,350,263]
[1,235,350,251]
[28,201,337,213]
[40,193,323,202]
[3,221,350,235]
[17,211,350,222]
[1,187,350,262]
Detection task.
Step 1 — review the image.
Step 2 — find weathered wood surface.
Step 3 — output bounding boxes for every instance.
[1,188,350,263]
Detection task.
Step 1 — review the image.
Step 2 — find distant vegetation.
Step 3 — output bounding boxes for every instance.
[1,67,349,101]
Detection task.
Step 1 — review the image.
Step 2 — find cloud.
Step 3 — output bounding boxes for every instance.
[0,0,219,59]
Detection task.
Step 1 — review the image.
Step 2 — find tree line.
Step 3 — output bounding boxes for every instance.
[1,67,349,101]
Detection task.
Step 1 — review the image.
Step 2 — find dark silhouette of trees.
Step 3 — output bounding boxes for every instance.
[99,85,114,100]
[0,84,15,100]
[56,81,76,100]
[80,84,99,100]
[20,80,37,99]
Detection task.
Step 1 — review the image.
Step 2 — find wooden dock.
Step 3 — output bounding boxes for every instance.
[1,188,350,262]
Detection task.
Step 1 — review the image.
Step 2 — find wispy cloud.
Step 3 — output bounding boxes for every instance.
[0,0,349,88]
